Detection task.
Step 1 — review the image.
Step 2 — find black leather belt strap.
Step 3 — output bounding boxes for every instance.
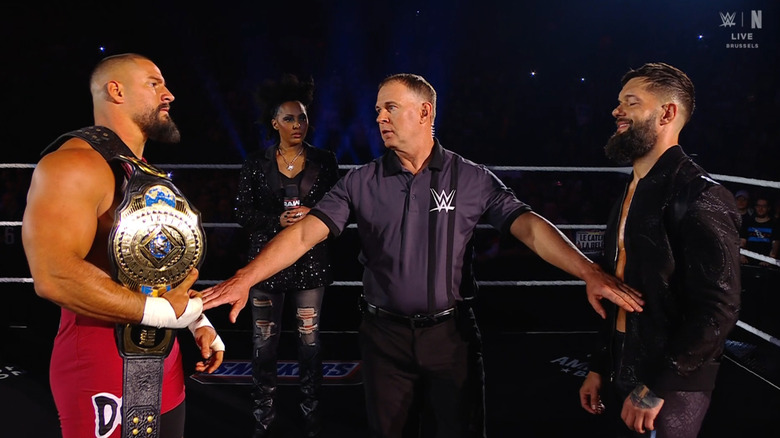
[364,301,456,328]
[122,356,165,437]
[115,323,176,438]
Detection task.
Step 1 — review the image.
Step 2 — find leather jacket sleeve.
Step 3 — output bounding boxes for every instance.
[657,182,741,387]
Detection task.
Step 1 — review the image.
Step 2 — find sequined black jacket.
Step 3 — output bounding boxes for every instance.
[236,142,339,291]
[590,145,741,392]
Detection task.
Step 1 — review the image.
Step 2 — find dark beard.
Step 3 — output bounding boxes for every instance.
[135,106,181,143]
[604,116,656,165]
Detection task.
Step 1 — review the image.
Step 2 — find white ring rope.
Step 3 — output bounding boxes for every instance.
[723,355,780,391]
[0,163,36,169]
[740,249,780,267]
[736,320,780,348]
[0,278,34,283]
[3,161,780,189]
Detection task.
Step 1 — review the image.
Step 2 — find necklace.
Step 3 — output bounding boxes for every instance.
[278,146,304,171]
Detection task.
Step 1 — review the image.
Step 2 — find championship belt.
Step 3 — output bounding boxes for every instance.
[109,155,205,438]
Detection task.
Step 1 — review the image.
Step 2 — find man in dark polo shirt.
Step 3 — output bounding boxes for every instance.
[203,73,643,438]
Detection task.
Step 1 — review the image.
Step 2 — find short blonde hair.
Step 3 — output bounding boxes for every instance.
[379,73,437,123]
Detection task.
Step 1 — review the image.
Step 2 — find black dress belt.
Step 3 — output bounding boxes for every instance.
[363,301,456,328]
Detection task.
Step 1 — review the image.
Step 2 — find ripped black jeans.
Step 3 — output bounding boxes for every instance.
[250,286,325,436]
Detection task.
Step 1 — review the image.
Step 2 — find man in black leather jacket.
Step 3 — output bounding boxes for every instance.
[579,62,741,438]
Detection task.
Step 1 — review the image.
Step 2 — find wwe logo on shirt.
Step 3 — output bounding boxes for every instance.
[430,188,456,213]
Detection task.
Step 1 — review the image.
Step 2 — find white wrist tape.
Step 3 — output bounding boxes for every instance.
[210,335,226,352]
[141,296,203,329]
[187,314,226,352]
[187,313,213,334]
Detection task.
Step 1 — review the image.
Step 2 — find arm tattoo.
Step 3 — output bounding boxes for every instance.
[629,384,663,409]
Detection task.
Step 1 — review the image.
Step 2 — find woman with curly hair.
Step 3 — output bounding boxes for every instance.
[235,74,339,438]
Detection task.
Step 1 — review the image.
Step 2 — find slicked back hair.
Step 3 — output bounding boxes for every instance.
[622,62,695,125]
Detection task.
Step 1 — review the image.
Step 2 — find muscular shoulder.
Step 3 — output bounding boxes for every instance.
[41,136,105,161]
[32,138,116,211]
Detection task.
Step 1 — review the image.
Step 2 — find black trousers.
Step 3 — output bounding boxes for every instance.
[609,333,712,438]
[606,384,712,438]
[358,303,485,438]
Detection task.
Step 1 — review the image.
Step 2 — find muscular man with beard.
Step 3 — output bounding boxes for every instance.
[579,63,741,438]
[23,53,223,438]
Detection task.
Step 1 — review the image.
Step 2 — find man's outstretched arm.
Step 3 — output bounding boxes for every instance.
[509,211,643,318]
[201,214,331,322]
